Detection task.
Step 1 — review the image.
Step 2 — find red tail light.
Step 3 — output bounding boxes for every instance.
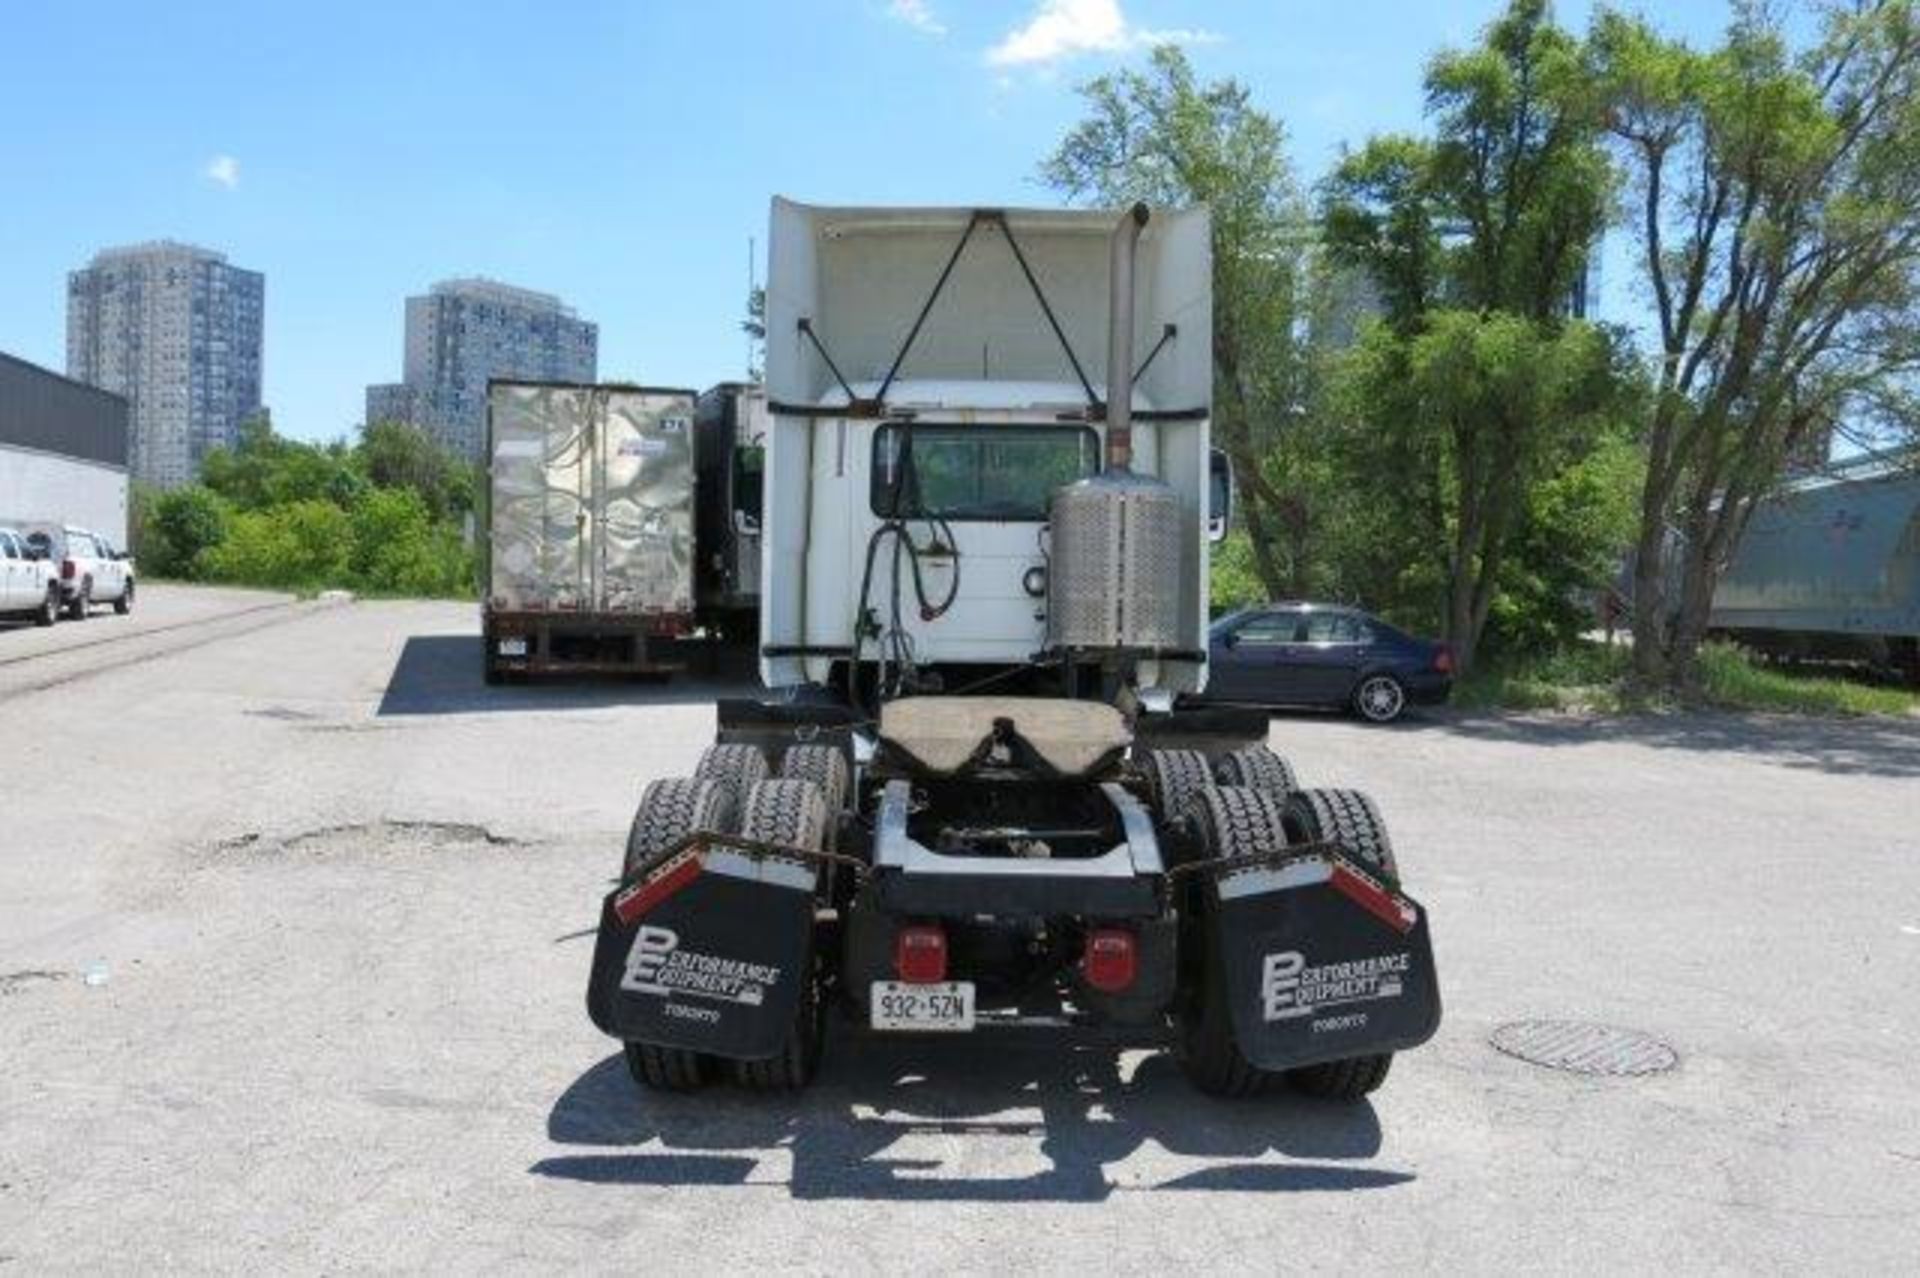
[1433,645,1454,674]
[893,924,948,984]
[1081,928,1138,994]
[61,558,76,580]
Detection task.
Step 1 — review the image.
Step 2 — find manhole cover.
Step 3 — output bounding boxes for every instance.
[1490,1020,1678,1076]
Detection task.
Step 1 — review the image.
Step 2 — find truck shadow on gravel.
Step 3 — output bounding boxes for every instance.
[377,635,759,716]
[1403,709,1920,779]
[532,1043,1410,1201]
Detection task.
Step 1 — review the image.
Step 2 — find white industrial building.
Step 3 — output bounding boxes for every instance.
[0,352,130,544]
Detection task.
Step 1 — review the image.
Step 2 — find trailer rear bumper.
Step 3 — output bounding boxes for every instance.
[485,609,693,677]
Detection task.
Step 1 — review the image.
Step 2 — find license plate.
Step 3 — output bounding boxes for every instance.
[870,981,975,1032]
[497,637,528,657]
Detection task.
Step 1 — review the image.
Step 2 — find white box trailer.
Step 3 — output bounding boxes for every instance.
[483,381,701,680]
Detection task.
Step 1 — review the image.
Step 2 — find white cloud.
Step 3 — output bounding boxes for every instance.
[886,0,946,37]
[204,154,240,190]
[986,0,1217,68]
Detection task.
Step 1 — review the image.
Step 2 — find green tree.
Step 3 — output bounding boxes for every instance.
[202,413,362,510]
[144,485,231,579]
[1320,0,1626,669]
[1595,0,1920,690]
[1336,313,1634,668]
[359,420,472,520]
[1042,45,1315,599]
[205,500,352,590]
[349,487,473,597]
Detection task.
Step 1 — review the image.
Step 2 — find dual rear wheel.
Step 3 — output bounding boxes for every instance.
[620,744,845,1093]
[1151,744,1399,1102]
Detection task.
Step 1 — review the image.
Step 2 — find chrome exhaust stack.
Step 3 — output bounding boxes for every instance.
[1105,202,1149,470]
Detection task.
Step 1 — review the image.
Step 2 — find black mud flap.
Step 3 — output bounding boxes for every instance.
[1210,854,1441,1072]
[586,843,817,1061]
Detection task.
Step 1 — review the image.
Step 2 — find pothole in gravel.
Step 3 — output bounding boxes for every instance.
[0,970,68,997]
[214,820,523,857]
[244,705,323,722]
[1490,1019,1679,1076]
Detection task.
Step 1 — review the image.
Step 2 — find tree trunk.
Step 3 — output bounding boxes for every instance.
[1238,491,1289,602]
[1627,496,1672,689]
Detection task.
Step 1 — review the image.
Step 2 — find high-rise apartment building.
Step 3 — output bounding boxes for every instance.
[67,241,264,488]
[365,278,596,458]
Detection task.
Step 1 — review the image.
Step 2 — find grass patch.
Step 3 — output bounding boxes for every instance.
[1454,642,1633,713]
[1457,638,1920,717]
[1694,642,1920,717]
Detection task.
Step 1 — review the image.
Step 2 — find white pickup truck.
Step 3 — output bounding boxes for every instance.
[21,524,134,620]
[0,526,62,626]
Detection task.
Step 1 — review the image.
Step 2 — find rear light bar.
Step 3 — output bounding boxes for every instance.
[1433,645,1454,674]
[1081,928,1137,994]
[892,924,948,984]
[60,559,75,580]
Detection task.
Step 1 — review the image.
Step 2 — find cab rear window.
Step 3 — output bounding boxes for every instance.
[871,424,1098,521]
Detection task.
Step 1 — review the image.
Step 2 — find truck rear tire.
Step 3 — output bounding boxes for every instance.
[1144,748,1214,830]
[729,779,830,1092]
[1277,787,1398,1100]
[622,777,736,877]
[1286,1053,1393,1101]
[624,1039,709,1092]
[1214,744,1296,796]
[694,744,771,810]
[618,775,739,1092]
[778,744,850,844]
[1176,785,1291,1098]
[1283,788,1398,881]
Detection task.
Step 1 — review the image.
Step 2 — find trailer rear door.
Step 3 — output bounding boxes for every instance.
[488,383,697,617]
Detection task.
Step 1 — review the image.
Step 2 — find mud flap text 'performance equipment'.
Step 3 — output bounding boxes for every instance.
[1208,852,1441,1072]
[587,837,822,1061]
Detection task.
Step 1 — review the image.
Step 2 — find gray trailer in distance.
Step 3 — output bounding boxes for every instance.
[1710,459,1920,683]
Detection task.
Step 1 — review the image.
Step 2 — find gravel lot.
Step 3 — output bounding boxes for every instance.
[2,585,1916,1271]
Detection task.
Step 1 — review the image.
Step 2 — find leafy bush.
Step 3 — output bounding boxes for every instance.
[132,417,476,599]
[348,488,473,597]
[204,501,353,590]
[142,485,230,579]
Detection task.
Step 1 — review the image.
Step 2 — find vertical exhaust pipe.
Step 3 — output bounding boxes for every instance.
[1106,202,1149,471]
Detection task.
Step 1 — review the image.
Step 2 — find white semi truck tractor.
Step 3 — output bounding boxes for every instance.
[587,199,1441,1098]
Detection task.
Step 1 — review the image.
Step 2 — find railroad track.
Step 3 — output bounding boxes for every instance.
[0,597,337,701]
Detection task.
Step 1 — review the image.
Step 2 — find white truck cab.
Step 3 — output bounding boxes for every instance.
[758,200,1214,697]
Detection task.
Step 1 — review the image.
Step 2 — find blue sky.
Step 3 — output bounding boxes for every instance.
[0,0,1733,443]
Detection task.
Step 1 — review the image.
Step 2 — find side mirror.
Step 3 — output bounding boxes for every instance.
[733,509,761,536]
[1208,448,1233,544]
[1222,630,1239,649]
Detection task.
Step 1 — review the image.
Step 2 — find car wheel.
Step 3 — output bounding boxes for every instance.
[113,578,134,615]
[37,585,59,627]
[1352,673,1406,723]
[66,580,90,621]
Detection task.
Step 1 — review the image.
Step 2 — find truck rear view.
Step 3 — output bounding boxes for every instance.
[583,199,1442,1104]
[483,381,699,681]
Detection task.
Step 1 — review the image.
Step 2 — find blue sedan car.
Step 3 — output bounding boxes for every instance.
[1202,603,1454,723]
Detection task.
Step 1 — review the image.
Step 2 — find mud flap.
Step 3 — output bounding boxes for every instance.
[1210,854,1441,1072]
[586,843,817,1061]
